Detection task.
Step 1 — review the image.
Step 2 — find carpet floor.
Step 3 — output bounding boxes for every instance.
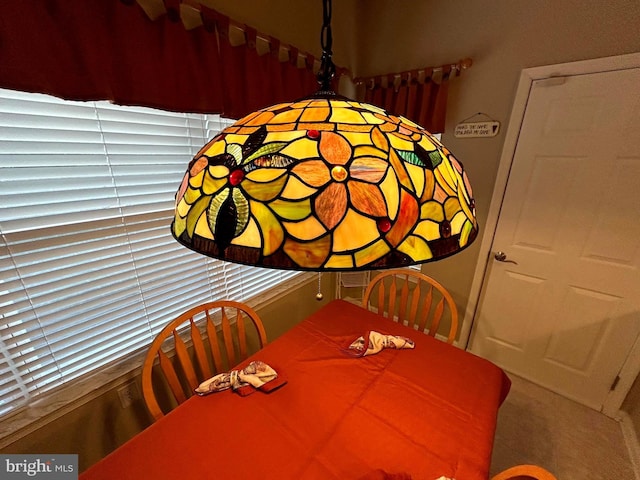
[490,373,637,480]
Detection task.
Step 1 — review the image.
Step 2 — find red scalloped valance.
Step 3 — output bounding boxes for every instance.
[0,0,464,130]
[0,0,327,118]
[355,59,472,133]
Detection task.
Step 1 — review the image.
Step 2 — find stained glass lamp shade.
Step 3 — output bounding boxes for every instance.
[171,92,478,271]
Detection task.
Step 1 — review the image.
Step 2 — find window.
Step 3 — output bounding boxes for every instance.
[0,89,303,419]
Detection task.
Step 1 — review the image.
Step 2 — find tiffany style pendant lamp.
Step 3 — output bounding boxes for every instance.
[171,0,478,272]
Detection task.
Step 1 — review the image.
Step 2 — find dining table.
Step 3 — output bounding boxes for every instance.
[80,299,511,480]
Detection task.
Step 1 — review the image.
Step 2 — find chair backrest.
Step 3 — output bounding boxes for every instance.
[491,465,558,480]
[141,300,267,421]
[362,269,458,344]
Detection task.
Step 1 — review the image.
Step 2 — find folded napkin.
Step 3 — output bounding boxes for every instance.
[347,330,415,357]
[194,360,286,397]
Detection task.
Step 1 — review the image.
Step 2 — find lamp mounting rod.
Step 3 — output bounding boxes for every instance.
[316,0,336,91]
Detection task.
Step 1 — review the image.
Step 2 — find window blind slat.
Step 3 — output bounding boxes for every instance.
[0,88,300,419]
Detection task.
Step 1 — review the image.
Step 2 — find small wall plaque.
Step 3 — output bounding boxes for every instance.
[454,120,500,138]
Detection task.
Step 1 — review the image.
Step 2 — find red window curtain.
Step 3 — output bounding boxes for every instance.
[0,0,320,118]
[362,67,453,133]
[210,10,319,120]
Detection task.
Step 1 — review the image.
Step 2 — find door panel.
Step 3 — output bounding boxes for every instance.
[470,67,640,410]
[483,270,545,349]
[581,157,640,265]
[513,155,581,251]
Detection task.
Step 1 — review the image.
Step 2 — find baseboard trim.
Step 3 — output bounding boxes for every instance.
[619,410,640,480]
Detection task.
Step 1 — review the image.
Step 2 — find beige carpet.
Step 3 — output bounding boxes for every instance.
[490,373,637,480]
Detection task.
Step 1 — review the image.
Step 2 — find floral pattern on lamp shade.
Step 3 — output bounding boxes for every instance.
[172,95,477,271]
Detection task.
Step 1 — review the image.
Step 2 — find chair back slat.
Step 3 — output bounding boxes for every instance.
[142,300,268,421]
[173,330,198,390]
[190,318,212,380]
[407,280,421,329]
[388,276,397,320]
[157,349,187,404]
[236,310,248,359]
[417,287,433,332]
[206,311,224,372]
[363,269,459,345]
[429,298,446,338]
[376,281,386,317]
[397,274,410,324]
[220,307,236,367]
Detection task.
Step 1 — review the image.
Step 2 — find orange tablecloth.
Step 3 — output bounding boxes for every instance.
[80,299,510,480]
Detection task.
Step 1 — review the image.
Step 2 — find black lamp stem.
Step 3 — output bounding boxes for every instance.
[317,0,336,91]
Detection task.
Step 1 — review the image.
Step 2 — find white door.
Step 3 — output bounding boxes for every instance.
[470,67,640,411]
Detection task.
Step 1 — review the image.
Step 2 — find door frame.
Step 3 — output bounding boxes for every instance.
[462,52,640,416]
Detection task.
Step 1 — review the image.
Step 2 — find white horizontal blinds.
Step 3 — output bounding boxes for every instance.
[221,264,299,303]
[0,235,36,416]
[8,221,148,379]
[0,216,150,415]
[0,88,300,417]
[0,91,120,233]
[0,91,127,414]
[125,212,222,335]
[93,103,221,334]
[203,114,235,139]
[95,103,205,216]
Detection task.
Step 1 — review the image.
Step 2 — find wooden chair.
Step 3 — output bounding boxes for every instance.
[491,465,557,480]
[141,300,267,421]
[362,269,459,344]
